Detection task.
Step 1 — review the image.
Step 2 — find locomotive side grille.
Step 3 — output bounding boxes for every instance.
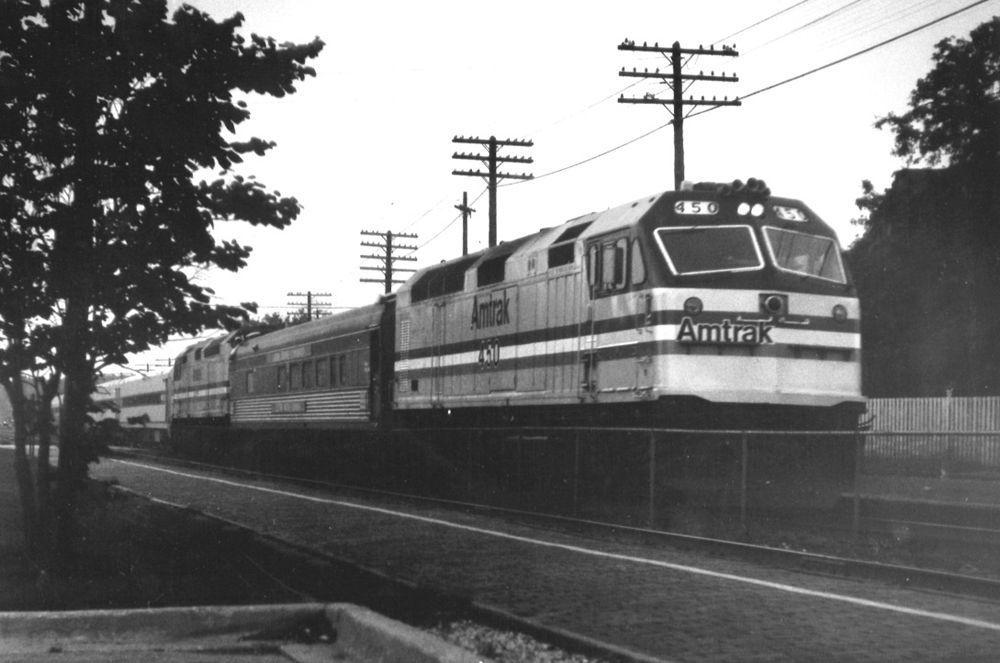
[232,390,366,422]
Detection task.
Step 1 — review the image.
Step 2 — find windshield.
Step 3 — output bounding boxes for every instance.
[655,226,763,275]
[763,227,846,283]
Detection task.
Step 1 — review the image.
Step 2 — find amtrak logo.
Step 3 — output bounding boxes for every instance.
[471,290,511,330]
[676,316,775,345]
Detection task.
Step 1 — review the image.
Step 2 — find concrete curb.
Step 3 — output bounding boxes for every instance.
[0,603,490,662]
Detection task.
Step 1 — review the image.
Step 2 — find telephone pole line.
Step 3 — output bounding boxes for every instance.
[618,40,740,190]
[360,230,418,294]
[452,135,533,248]
[287,291,332,321]
[454,192,476,256]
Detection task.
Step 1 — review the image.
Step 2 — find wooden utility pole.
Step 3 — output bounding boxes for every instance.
[452,136,533,248]
[454,192,476,256]
[618,40,740,190]
[360,230,418,294]
[287,291,331,321]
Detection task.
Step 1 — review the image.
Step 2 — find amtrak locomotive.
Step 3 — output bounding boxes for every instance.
[153,178,863,436]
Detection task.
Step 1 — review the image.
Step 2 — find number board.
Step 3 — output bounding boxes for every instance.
[674,200,718,215]
[773,206,808,222]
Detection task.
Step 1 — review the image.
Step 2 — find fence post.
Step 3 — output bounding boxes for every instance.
[573,430,580,518]
[852,431,864,545]
[648,429,656,529]
[740,432,748,536]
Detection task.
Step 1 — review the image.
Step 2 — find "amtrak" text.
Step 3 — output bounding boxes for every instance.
[471,291,511,330]
[676,316,775,345]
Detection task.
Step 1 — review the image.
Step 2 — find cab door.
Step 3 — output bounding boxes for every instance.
[588,236,639,394]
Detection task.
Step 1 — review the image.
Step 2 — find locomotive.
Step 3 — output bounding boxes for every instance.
[163,178,863,433]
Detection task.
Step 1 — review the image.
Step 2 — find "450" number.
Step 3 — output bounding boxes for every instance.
[478,338,501,368]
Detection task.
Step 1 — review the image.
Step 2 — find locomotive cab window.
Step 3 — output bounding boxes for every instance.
[655,225,763,276]
[631,239,646,285]
[762,227,846,283]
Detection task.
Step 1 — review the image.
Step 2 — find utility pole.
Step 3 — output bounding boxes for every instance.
[454,192,476,256]
[287,291,332,321]
[452,136,533,248]
[618,40,740,190]
[360,230,418,294]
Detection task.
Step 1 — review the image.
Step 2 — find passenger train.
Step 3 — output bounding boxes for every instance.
[104,179,865,440]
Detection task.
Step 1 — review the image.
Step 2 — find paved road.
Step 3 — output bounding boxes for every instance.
[92,457,1000,662]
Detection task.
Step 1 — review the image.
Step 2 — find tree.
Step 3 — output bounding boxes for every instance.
[875,17,999,172]
[0,0,323,564]
[848,17,1000,397]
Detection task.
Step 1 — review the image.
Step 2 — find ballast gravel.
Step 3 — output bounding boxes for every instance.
[429,619,612,663]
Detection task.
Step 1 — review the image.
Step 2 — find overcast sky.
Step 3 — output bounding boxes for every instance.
[125,0,997,370]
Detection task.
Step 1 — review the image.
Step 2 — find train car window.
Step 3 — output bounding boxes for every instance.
[316,360,327,387]
[655,225,763,275]
[302,361,312,389]
[277,366,287,391]
[339,355,346,386]
[763,227,846,283]
[246,371,255,395]
[195,349,202,360]
[631,239,646,285]
[290,363,301,390]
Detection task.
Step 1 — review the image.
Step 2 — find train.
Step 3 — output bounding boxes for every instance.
[105,178,864,441]
[91,372,171,445]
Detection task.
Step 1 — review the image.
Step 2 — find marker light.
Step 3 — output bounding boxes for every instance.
[684,297,704,315]
[737,202,751,215]
[751,203,765,216]
[763,295,785,315]
[833,304,848,323]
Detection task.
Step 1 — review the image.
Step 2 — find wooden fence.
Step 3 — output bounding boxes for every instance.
[864,397,1000,476]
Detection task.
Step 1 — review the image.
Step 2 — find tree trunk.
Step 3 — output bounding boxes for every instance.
[6,369,41,555]
[54,357,92,567]
[35,374,60,549]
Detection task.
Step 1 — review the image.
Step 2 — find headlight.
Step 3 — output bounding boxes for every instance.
[684,297,703,315]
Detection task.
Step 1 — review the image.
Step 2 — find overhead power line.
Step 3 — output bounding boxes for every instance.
[742,0,995,101]
[712,0,817,46]
[511,0,994,185]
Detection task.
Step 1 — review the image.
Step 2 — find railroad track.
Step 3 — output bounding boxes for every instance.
[106,447,1000,601]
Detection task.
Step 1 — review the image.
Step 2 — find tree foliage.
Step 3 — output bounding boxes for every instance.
[847,17,1000,397]
[874,17,999,171]
[0,0,323,564]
